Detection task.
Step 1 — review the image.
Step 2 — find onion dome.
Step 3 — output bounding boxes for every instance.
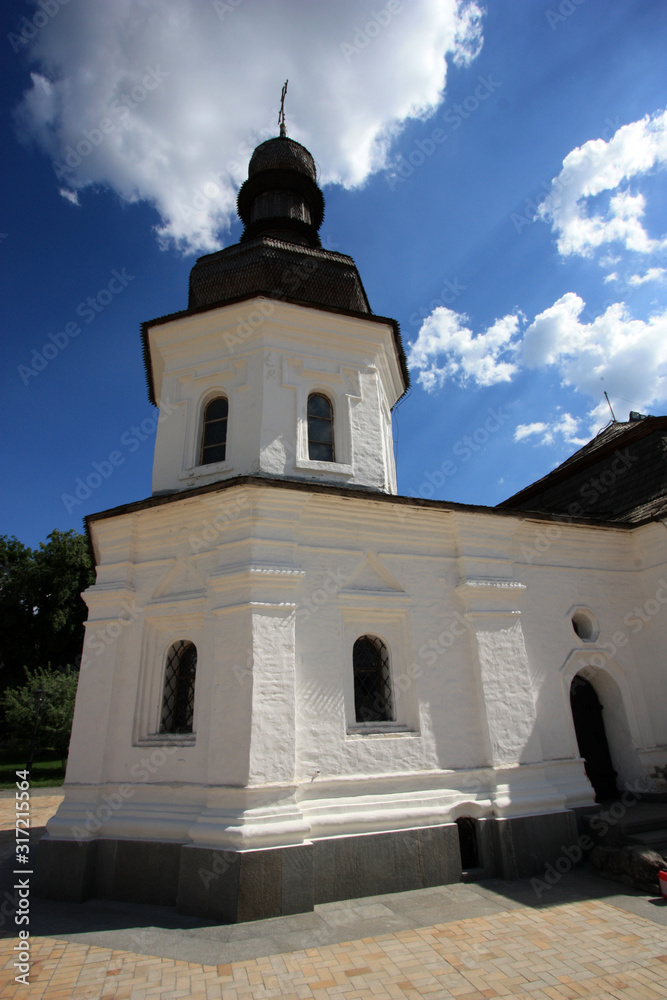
[237,136,324,247]
[249,136,317,182]
[188,132,371,315]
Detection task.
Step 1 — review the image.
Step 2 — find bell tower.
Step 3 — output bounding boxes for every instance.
[145,128,408,496]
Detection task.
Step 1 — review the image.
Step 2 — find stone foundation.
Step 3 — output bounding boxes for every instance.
[35,811,577,921]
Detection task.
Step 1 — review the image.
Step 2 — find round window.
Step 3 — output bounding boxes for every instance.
[571,611,597,642]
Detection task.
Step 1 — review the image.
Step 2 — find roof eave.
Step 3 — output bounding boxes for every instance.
[141,292,410,407]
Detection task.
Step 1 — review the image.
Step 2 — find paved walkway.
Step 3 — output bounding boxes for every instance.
[2,898,667,999]
[1,791,667,998]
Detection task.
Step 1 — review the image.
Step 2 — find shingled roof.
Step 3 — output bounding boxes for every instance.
[498,415,667,524]
[187,236,370,314]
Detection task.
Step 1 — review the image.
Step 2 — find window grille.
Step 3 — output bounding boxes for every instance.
[160,640,197,734]
[307,393,334,462]
[353,635,393,723]
[201,396,228,465]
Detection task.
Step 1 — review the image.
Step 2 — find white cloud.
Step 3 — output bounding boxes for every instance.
[522,293,667,429]
[553,412,584,442]
[58,187,80,206]
[514,413,587,447]
[538,108,667,259]
[628,267,666,286]
[520,292,584,368]
[514,422,548,442]
[407,307,520,391]
[410,292,667,429]
[14,0,484,253]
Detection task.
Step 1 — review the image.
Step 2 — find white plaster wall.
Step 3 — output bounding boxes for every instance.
[52,483,667,849]
[510,515,665,794]
[149,299,402,496]
[627,521,667,752]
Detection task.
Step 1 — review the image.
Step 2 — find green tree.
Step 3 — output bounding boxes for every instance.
[0,530,94,692]
[2,665,79,760]
[0,535,35,687]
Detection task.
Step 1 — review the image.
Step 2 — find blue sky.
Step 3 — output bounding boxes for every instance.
[2,0,667,549]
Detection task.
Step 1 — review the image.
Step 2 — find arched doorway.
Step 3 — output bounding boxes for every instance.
[570,675,617,801]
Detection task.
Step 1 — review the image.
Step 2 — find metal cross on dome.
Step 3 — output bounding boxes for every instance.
[279,79,288,137]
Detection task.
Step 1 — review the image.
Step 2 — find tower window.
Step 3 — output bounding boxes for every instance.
[307,393,334,462]
[201,396,228,465]
[160,640,197,734]
[353,635,393,723]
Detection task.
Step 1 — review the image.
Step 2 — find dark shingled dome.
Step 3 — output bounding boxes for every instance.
[188,132,370,315]
[237,134,324,247]
[248,136,317,182]
[188,237,370,314]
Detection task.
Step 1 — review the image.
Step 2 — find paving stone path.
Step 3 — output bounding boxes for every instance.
[2,897,667,999]
[2,791,667,998]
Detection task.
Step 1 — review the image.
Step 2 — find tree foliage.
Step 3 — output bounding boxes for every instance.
[0,530,94,692]
[2,665,79,759]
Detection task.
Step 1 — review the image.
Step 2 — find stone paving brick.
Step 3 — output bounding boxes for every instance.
[2,898,667,998]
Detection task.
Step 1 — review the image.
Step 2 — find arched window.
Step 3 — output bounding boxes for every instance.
[160,640,197,734]
[353,635,393,723]
[307,393,334,462]
[201,396,228,465]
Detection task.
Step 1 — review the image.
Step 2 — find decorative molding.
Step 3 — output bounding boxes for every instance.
[456,577,526,593]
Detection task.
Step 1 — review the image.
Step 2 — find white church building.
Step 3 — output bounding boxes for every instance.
[37,132,667,922]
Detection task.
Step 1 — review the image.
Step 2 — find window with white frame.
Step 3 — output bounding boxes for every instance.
[200,396,228,465]
[307,392,334,461]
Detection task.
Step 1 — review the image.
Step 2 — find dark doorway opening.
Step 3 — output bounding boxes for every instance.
[456,816,479,870]
[570,675,618,801]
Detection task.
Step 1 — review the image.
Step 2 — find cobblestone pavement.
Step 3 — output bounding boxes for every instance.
[2,790,667,998]
[2,898,667,999]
